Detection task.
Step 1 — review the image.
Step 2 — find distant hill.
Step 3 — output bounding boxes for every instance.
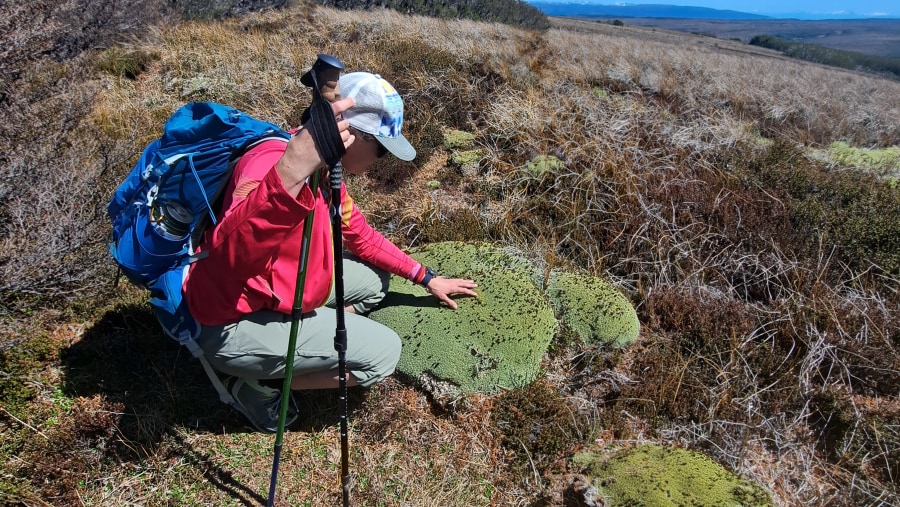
[749,34,900,79]
[579,17,900,58]
[527,2,770,20]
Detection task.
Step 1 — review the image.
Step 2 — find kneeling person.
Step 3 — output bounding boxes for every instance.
[184,72,478,432]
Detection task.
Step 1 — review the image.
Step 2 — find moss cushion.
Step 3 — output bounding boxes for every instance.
[546,270,639,348]
[368,242,558,394]
[574,445,773,506]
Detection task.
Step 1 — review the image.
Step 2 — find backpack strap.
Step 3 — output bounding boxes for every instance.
[187,134,290,260]
[183,338,236,406]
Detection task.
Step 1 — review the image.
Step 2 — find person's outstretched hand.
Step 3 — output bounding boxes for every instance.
[276,97,356,197]
[425,277,478,310]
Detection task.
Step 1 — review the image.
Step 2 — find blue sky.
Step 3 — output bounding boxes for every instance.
[606,1,897,17]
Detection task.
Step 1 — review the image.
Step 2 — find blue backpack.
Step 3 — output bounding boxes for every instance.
[108,102,289,400]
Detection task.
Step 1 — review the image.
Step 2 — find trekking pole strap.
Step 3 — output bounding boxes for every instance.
[306,98,345,168]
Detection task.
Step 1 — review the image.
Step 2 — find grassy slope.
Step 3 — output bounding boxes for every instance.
[1,3,899,506]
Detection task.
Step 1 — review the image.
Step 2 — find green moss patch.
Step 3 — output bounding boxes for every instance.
[521,154,565,178]
[574,445,773,506]
[545,271,639,348]
[443,129,476,150]
[368,242,558,394]
[448,149,485,177]
[449,149,485,168]
[828,142,900,173]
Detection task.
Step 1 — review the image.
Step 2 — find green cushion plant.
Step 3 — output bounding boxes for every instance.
[573,445,774,506]
[443,129,476,150]
[521,154,565,179]
[546,270,639,348]
[369,242,558,394]
[369,242,641,394]
[828,141,900,173]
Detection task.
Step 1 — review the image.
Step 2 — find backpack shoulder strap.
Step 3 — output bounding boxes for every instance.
[187,134,291,253]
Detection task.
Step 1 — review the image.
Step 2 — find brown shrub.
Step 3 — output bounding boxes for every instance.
[492,378,585,478]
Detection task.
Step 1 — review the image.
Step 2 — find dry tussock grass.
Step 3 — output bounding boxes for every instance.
[2,3,898,506]
[548,22,900,147]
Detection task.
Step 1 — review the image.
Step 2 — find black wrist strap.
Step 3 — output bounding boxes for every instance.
[302,97,346,168]
[300,66,346,168]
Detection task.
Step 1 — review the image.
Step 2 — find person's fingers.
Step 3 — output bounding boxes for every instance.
[343,132,356,150]
[341,122,355,149]
[447,279,478,294]
[334,109,354,149]
[439,294,459,310]
[332,97,356,116]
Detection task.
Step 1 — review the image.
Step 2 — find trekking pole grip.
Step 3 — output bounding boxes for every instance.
[301,53,344,103]
[315,55,342,102]
[301,54,346,169]
[316,55,344,184]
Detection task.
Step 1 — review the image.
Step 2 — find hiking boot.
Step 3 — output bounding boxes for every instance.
[224,376,298,433]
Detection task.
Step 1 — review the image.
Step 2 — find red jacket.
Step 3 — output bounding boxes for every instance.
[184,139,424,326]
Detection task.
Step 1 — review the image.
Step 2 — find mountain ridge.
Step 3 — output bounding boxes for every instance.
[527,3,771,20]
[527,2,899,20]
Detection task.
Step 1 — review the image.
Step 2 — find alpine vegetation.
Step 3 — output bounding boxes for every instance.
[0,2,898,506]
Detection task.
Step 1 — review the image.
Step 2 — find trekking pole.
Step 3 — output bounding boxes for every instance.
[328,116,352,507]
[294,53,355,507]
[267,169,319,507]
[267,53,345,507]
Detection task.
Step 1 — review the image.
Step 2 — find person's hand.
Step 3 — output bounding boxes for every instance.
[425,277,478,310]
[276,97,356,197]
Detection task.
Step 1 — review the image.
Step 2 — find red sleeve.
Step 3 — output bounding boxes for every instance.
[197,141,315,279]
[185,140,329,325]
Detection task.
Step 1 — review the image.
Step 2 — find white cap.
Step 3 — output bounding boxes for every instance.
[339,72,416,161]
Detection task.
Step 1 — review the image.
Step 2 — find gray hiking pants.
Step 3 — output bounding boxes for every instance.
[196,253,401,387]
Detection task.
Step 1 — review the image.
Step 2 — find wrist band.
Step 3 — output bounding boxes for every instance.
[420,266,436,287]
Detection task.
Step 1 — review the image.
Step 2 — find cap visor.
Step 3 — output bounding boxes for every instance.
[378,135,416,161]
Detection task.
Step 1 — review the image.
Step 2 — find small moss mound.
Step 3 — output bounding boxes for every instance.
[448,149,485,177]
[521,154,565,178]
[449,149,485,168]
[443,129,476,150]
[440,130,483,179]
[546,271,639,348]
[368,242,558,394]
[574,445,774,506]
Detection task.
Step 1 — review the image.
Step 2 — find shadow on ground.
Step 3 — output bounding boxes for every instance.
[59,303,369,504]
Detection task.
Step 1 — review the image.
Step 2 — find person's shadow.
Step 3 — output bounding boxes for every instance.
[60,302,369,505]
